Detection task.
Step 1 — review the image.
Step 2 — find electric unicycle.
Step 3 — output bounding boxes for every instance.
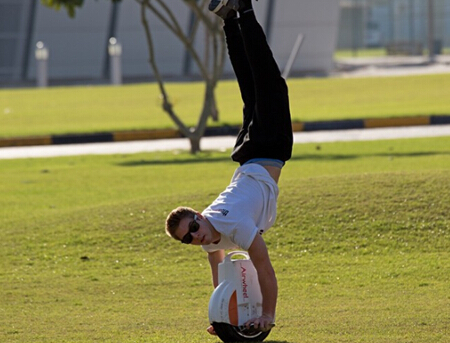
[208,251,274,342]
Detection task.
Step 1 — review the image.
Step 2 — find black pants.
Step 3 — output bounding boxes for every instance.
[224,11,293,165]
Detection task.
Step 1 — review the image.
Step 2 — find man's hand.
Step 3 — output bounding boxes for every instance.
[206,325,217,335]
[245,314,275,332]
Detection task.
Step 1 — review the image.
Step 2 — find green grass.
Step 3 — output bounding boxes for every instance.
[335,48,450,58]
[335,48,388,58]
[1,136,449,342]
[1,73,450,138]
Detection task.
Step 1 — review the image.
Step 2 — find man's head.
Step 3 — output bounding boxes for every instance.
[165,206,196,242]
[165,206,219,245]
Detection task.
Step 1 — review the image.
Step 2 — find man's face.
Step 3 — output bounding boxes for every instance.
[176,214,213,245]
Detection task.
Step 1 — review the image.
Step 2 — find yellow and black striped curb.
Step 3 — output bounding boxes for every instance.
[1,115,449,148]
[292,115,450,131]
[0,129,182,148]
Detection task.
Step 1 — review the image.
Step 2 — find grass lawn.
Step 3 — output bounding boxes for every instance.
[0,136,449,342]
[335,48,450,58]
[335,48,388,58]
[1,73,450,138]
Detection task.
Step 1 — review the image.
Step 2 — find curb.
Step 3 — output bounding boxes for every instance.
[1,115,450,148]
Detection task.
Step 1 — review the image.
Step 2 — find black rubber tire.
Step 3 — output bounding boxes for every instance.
[212,322,271,342]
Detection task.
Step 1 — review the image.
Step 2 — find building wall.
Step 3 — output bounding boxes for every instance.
[267,0,340,75]
[115,1,189,79]
[27,0,112,80]
[0,0,34,81]
[0,0,340,83]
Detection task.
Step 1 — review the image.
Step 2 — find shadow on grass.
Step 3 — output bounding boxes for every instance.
[215,341,291,343]
[117,155,231,167]
[116,150,448,167]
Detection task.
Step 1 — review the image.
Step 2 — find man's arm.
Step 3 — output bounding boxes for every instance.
[208,249,225,288]
[247,234,278,331]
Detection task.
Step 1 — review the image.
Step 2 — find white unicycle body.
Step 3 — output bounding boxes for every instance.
[208,251,273,342]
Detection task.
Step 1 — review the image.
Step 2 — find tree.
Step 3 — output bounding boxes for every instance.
[41,0,227,153]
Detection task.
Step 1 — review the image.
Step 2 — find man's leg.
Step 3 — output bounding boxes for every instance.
[231,4,293,165]
[223,16,256,158]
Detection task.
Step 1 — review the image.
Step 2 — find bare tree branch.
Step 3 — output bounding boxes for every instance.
[137,0,227,152]
[142,0,210,80]
[139,0,190,135]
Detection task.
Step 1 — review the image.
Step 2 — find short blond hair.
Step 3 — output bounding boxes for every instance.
[165,206,196,241]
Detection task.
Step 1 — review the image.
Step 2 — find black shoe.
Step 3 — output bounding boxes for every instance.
[209,0,257,19]
[209,0,240,19]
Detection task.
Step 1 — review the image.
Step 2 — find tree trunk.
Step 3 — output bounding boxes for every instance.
[189,136,201,154]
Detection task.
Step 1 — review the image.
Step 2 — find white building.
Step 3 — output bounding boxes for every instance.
[0,0,340,84]
[337,0,450,51]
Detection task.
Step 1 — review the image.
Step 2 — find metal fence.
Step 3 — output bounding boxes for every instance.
[337,0,450,56]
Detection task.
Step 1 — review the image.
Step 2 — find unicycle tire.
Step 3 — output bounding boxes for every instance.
[212,322,271,342]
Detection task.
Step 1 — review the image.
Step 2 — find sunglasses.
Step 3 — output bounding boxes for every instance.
[181,214,200,244]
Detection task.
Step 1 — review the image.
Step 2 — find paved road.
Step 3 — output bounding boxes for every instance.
[1,124,449,160]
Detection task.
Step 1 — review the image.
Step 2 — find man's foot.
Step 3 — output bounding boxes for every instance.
[209,0,239,19]
[209,0,257,19]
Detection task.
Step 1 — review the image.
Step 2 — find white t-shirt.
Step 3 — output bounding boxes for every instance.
[201,163,279,253]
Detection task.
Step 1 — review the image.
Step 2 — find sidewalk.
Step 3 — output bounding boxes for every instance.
[1,124,449,160]
[333,55,450,78]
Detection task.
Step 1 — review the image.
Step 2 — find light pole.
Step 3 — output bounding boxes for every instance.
[108,37,122,85]
[428,0,435,63]
[35,41,49,88]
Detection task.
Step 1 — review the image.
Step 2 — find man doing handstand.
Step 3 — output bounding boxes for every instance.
[165,0,293,335]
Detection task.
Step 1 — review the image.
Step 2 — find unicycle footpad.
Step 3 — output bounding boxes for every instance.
[212,322,271,342]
